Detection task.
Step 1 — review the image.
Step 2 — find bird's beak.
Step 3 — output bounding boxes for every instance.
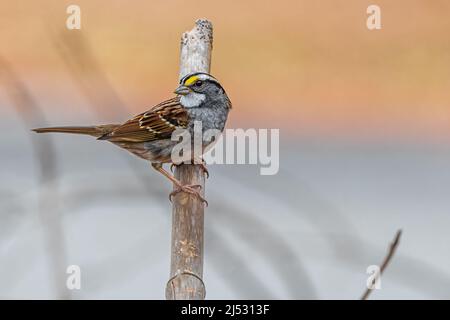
[174,85,191,95]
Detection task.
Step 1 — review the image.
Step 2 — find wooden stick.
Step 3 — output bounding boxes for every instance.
[165,19,213,300]
[361,229,402,300]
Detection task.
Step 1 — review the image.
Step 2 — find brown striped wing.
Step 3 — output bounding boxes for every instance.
[100,97,189,143]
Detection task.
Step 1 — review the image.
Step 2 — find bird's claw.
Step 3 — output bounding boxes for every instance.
[199,163,209,179]
[169,184,208,206]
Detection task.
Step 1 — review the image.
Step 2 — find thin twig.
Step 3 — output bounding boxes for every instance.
[361,229,402,300]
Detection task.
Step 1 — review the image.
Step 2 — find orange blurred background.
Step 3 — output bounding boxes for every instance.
[1,0,449,142]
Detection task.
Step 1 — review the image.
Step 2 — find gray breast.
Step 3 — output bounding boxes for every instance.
[186,102,229,134]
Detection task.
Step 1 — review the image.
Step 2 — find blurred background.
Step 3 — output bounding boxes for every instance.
[1,0,450,299]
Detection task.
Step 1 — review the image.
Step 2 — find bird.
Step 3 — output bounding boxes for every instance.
[33,72,231,204]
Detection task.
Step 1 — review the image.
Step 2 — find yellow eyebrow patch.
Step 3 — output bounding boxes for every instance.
[184,75,199,86]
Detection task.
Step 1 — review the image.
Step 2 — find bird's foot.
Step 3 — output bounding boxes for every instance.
[169,184,208,206]
[199,163,209,179]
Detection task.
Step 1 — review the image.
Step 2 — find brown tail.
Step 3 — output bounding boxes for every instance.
[32,125,119,138]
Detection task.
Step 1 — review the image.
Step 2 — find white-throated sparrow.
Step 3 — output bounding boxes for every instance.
[33,72,231,204]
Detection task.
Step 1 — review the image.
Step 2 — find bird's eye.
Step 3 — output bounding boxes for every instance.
[195,80,203,87]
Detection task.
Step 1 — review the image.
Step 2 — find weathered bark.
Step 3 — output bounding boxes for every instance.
[165,19,213,300]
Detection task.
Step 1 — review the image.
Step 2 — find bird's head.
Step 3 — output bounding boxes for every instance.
[174,72,228,108]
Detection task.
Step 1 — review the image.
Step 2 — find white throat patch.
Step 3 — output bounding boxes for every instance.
[180,92,206,108]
